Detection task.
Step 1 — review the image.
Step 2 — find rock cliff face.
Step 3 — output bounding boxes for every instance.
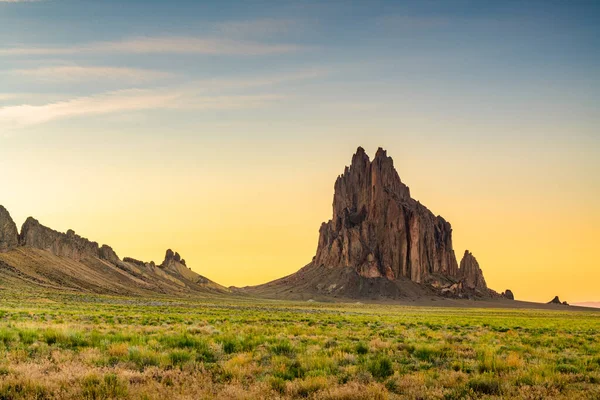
[20,217,100,261]
[0,206,19,253]
[458,250,487,291]
[314,147,459,284]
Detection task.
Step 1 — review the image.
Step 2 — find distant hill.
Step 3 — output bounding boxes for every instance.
[0,205,227,296]
[241,147,512,301]
[573,302,600,309]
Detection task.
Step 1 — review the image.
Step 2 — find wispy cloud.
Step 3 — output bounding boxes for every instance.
[0,68,326,130]
[0,36,306,56]
[214,19,297,37]
[0,89,281,129]
[9,66,173,83]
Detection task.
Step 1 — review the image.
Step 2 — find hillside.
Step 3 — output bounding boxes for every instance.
[0,205,227,296]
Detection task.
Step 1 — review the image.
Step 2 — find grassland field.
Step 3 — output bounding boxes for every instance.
[0,289,599,399]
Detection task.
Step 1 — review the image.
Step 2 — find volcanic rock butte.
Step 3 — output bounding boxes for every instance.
[0,206,19,253]
[247,147,494,299]
[0,207,226,295]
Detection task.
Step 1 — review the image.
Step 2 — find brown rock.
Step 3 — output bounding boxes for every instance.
[99,245,121,265]
[161,249,186,272]
[314,147,459,283]
[20,217,99,261]
[502,289,515,300]
[548,296,568,305]
[123,257,145,266]
[458,250,487,291]
[0,205,19,253]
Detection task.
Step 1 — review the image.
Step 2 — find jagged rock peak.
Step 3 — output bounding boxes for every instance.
[315,146,459,284]
[458,250,487,291]
[20,216,99,261]
[0,205,19,253]
[162,249,187,267]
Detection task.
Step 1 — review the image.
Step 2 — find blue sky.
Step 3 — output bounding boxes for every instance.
[1,0,598,139]
[0,0,599,300]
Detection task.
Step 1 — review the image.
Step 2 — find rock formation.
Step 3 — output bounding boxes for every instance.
[548,296,568,305]
[502,289,515,300]
[0,205,19,253]
[0,204,226,295]
[99,245,121,265]
[248,147,494,300]
[314,147,459,283]
[458,250,487,291]
[20,217,100,261]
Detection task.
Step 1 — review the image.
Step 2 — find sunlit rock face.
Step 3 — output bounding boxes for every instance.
[19,217,100,261]
[314,147,460,283]
[458,250,488,291]
[0,206,19,253]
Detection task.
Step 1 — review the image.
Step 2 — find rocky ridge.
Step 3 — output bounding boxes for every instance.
[0,205,225,294]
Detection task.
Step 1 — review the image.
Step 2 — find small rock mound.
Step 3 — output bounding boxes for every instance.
[548,296,568,305]
[502,289,515,300]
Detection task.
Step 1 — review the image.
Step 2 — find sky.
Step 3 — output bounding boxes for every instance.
[0,0,598,303]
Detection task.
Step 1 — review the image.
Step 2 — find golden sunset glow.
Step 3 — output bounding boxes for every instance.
[1,1,598,304]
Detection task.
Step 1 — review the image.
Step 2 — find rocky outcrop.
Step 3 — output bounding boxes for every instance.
[502,289,515,300]
[0,206,19,253]
[458,250,487,291]
[161,249,187,271]
[99,245,121,265]
[548,296,568,305]
[20,217,100,261]
[314,147,459,284]
[0,205,227,295]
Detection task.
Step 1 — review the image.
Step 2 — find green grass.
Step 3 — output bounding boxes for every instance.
[0,288,598,399]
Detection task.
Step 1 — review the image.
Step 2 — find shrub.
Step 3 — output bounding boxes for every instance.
[269,377,287,394]
[271,340,295,357]
[169,349,192,368]
[367,355,394,379]
[0,380,50,400]
[219,336,240,354]
[291,376,328,398]
[355,342,369,355]
[477,349,507,373]
[81,373,128,399]
[468,375,502,395]
[413,345,447,362]
[275,360,305,381]
[18,329,38,345]
[0,328,17,347]
[41,329,65,346]
[128,347,161,371]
